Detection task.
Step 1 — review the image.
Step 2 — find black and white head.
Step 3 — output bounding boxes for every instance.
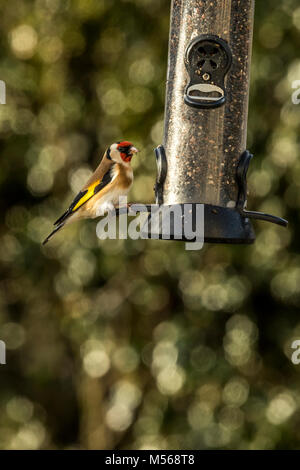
[107,141,139,164]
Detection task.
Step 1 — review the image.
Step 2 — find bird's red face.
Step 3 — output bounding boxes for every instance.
[117,141,139,162]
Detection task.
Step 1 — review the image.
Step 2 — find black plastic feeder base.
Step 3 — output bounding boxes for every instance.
[203,204,255,244]
[140,203,256,245]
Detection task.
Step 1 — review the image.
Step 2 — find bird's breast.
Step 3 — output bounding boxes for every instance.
[116,163,133,189]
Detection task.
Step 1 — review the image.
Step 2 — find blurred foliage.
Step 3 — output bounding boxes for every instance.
[0,0,300,450]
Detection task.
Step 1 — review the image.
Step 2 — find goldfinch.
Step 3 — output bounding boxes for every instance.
[42,141,138,245]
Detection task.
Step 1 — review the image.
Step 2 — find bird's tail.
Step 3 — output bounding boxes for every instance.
[42,223,65,245]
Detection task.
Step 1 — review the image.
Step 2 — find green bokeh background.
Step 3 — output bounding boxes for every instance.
[0,0,300,450]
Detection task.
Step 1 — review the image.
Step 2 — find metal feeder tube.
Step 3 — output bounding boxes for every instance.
[150,0,287,244]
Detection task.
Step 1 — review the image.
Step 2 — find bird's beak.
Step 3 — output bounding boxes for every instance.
[130,146,139,155]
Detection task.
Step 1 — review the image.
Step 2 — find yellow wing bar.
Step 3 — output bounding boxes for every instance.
[72,180,100,212]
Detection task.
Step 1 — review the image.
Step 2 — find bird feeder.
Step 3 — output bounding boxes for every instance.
[149,0,287,244]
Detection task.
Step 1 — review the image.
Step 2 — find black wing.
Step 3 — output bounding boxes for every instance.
[54,165,115,226]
